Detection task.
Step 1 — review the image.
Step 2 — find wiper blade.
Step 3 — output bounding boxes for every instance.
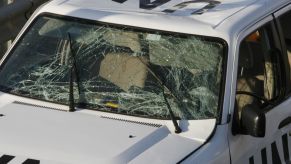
[162,87,182,133]
[67,33,79,112]
[68,62,75,112]
[137,57,182,133]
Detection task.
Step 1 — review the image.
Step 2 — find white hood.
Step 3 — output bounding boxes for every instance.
[0,102,204,164]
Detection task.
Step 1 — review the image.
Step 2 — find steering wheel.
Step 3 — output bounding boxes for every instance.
[236,91,274,106]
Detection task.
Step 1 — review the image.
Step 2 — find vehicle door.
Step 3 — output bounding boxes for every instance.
[274,4,291,90]
[229,13,291,164]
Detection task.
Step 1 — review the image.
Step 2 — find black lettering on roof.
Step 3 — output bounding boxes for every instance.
[112,0,127,3]
[163,0,221,15]
[111,0,221,13]
[0,155,15,163]
[22,159,40,164]
[140,0,171,9]
[112,0,171,9]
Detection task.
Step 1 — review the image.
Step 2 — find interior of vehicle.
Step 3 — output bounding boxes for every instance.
[279,11,291,80]
[236,27,276,118]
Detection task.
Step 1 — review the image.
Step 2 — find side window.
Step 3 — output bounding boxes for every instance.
[278,10,291,86]
[236,23,280,116]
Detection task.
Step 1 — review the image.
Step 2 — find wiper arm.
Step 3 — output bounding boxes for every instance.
[162,86,182,133]
[137,57,182,133]
[67,33,79,112]
[68,61,75,112]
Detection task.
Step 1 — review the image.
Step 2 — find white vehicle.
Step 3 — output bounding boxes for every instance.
[0,0,291,163]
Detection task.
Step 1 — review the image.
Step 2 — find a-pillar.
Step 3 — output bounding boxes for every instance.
[0,0,13,58]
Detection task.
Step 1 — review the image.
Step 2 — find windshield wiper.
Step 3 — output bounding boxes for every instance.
[137,57,182,133]
[162,86,182,133]
[67,33,79,112]
[68,59,75,112]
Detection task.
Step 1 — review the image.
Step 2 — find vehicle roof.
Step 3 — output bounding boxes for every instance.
[46,0,256,27]
[36,0,290,40]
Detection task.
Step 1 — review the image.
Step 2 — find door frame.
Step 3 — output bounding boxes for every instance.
[229,13,290,164]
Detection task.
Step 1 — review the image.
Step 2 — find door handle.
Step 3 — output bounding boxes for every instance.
[279,117,291,129]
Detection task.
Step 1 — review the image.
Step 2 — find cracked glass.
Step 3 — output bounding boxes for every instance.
[0,16,225,120]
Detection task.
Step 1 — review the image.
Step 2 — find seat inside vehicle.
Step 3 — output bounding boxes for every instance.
[99,54,149,92]
[99,32,149,92]
[236,39,264,117]
[280,13,291,67]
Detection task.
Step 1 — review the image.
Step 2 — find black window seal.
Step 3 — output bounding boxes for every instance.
[233,19,287,116]
[273,10,291,95]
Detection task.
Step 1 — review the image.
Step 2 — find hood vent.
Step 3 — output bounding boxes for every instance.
[13,101,162,127]
[14,101,65,112]
[0,154,40,164]
[100,116,162,127]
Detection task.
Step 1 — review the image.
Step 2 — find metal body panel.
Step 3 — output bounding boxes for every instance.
[0,92,217,163]
[0,102,204,164]
[181,125,230,164]
[0,0,290,163]
[228,9,291,164]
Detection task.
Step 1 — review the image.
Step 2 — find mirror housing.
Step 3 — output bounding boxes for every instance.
[240,104,266,137]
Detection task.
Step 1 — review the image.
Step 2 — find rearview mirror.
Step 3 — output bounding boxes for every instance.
[240,104,266,137]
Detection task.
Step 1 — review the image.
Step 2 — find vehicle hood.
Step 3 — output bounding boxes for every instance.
[0,102,203,164]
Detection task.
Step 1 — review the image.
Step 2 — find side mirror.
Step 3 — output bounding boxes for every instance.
[240,104,266,137]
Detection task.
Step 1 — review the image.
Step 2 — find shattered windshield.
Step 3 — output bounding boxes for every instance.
[0,16,225,120]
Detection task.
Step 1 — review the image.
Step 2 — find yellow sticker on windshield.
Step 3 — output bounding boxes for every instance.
[105,102,119,109]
